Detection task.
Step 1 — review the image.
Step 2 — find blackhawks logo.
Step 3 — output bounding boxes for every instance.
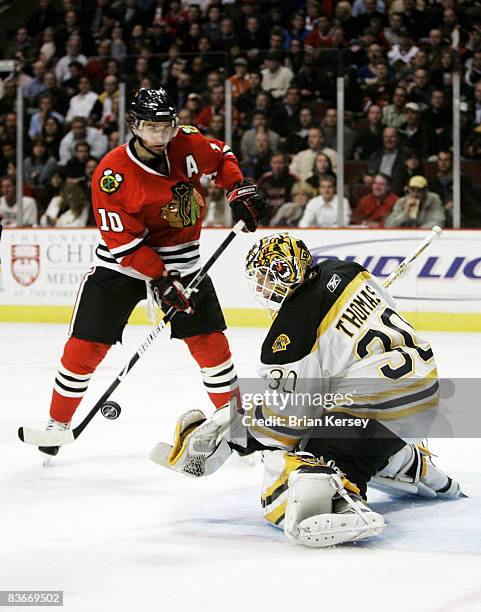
[272,333,291,353]
[99,168,124,194]
[160,182,204,228]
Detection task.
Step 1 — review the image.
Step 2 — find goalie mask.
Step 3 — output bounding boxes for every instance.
[245,233,312,312]
[129,88,179,154]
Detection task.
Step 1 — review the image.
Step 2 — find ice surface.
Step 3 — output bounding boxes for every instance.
[1,323,480,612]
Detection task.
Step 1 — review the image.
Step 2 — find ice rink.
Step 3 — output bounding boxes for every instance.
[1,322,480,612]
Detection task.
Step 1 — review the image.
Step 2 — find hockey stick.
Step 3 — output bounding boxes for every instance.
[382,225,442,289]
[18,221,246,447]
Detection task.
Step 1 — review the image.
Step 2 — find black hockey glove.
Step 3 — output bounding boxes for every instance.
[227,178,268,232]
[151,271,195,314]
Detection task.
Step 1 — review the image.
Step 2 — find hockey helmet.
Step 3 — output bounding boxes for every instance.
[129,88,178,149]
[245,233,312,312]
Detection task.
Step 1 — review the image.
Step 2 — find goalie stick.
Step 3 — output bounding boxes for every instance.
[18,220,246,448]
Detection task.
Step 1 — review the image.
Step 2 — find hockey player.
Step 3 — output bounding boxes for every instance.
[39,88,267,461]
[152,233,464,548]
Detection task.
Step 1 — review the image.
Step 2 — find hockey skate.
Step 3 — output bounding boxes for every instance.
[39,418,71,466]
[371,443,466,498]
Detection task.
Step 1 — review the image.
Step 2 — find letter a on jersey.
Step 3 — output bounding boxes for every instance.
[185,155,199,178]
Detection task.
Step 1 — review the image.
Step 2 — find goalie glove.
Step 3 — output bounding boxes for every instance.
[227,178,268,232]
[150,406,233,477]
[151,270,196,314]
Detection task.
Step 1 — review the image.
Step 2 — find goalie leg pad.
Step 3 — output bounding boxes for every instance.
[284,469,385,548]
[261,451,384,547]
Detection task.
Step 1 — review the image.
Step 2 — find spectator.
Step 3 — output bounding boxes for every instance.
[385,175,445,228]
[58,117,107,165]
[66,76,102,123]
[285,106,315,155]
[273,86,302,137]
[0,80,17,116]
[353,173,398,226]
[353,104,383,159]
[195,85,226,132]
[382,87,407,129]
[299,174,351,227]
[28,94,65,140]
[261,51,294,99]
[99,76,119,128]
[61,61,84,99]
[424,90,451,151]
[357,43,384,86]
[127,57,160,98]
[239,15,269,56]
[400,0,428,41]
[241,131,273,180]
[42,117,64,160]
[365,60,393,106]
[306,153,337,190]
[322,107,357,160]
[6,27,36,63]
[22,60,48,104]
[304,14,333,48]
[366,127,407,195]
[398,102,437,158]
[0,141,16,177]
[205,114,224,141]
[428,150,479,228]
[41,182,88,227]
[0,176,38,227]
[284,11,309,47]
[63,141,92,183]
[40,168,66,218]
[403,149,424,187]
[235,71,264,117]
[23,138,57,189]
[55,36,87,84]
[26,0,60,37]
[270,182,317,227]
[55,184,89,227]
[407,69,433,108]
[388,31,419,68]
[229,58,251,100]
[465,50,481,89]
[39,71,69,116]
[335,1,358,42]
[290,127,338,181]
[383,12,404,46]
[258,153,299,221]
[240,111,280,161]
[354,0,386,32]
[38,27,57,62]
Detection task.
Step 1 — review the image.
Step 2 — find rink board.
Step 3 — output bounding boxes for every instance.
[0,227,480,331]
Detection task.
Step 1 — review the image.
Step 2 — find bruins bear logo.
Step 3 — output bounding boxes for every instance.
[272,333,291,353]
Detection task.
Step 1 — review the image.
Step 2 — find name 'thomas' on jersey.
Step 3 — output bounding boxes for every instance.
[247,260,438,450]
[91,126,243,280]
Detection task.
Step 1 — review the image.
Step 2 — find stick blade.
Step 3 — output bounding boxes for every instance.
[18,427,75,446]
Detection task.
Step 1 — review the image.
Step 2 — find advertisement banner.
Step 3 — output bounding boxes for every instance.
[1,228,480,328]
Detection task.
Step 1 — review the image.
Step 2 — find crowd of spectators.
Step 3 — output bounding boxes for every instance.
[1,0,481,229]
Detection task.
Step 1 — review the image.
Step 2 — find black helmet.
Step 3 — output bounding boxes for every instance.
[129,88,177,126]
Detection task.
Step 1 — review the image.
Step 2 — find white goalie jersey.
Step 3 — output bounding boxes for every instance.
[242,260,438,450]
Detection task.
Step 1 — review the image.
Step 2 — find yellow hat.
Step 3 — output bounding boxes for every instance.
[408,175,427,189]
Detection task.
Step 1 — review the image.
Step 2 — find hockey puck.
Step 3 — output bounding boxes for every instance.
[101,401,122,420]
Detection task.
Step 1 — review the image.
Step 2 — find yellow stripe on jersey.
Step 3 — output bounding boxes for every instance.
[250,422,302,449]
[350,368,438,403]
[311,271,372,353]
[329,394,439,420]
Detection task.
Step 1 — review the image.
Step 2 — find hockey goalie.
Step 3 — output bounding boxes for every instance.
[151,233,465,548]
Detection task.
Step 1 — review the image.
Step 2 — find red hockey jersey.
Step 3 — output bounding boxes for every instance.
[91,126,243,280]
